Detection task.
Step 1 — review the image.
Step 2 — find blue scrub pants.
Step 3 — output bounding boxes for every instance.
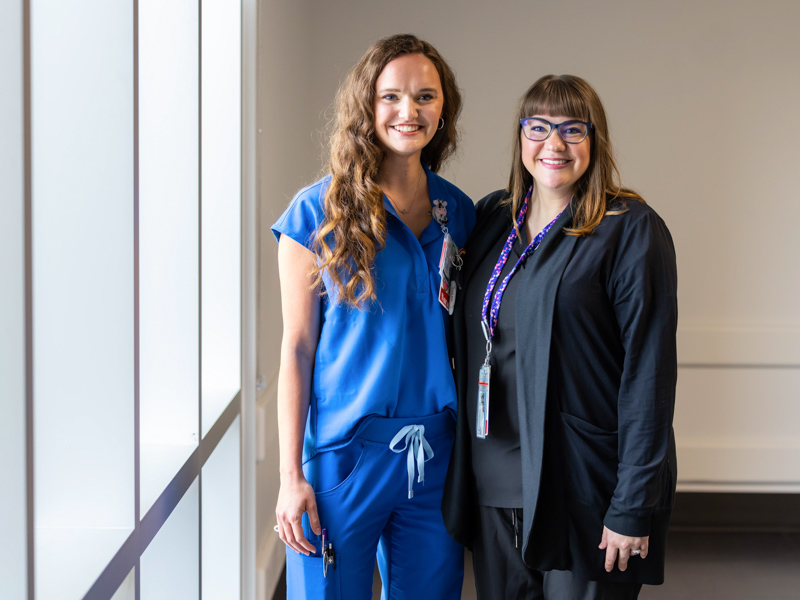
[286,411,464,600]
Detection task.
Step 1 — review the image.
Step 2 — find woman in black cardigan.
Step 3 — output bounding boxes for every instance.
[442,75,678,600]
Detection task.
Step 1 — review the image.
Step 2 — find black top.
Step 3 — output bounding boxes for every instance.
[464,226,528,507]
[443,190,678,584]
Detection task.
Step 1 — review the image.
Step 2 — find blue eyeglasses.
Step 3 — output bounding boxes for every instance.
[519,118,593,143]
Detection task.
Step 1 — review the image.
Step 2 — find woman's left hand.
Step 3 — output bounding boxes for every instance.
[598,526,649,572]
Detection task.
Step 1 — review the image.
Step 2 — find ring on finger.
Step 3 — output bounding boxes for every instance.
[631,549,641,556]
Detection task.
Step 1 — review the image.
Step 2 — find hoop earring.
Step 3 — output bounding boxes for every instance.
[438,117,445,130]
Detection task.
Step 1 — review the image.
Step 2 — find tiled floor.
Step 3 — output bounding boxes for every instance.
[638,530,800,600]
[273,530,800,599]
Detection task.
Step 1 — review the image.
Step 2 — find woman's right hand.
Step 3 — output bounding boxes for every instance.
[275,474,321,555]
[275,236,323,556]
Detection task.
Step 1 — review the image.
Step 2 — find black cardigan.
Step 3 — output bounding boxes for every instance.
[442,190,678,584]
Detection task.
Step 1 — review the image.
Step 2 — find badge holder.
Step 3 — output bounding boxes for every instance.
[438,232,463,315]
[476,320,491,439]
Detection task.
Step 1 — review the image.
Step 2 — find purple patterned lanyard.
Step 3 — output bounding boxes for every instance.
[480,187,564,350]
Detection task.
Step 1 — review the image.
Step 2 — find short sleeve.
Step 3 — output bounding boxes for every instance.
[270,177,330,249]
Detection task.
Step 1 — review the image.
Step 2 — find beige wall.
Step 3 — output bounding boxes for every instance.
[255,0,314,595]
[256,0,800,592]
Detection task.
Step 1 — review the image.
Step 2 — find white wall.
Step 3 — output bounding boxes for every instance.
[255,0,315,595]
[297,0,800,491]
[256,0,800,584]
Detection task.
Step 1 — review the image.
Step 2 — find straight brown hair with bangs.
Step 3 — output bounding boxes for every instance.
[506,74,643,236]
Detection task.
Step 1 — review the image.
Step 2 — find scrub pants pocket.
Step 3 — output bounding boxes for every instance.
[286,546,341,600]
[287,444,365,599]
[303,441,367,494]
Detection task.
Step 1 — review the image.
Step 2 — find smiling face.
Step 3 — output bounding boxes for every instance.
[373,53,444,161]
[521,114,591,200]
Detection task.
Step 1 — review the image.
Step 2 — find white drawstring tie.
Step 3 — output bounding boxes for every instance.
[389,424,434,499]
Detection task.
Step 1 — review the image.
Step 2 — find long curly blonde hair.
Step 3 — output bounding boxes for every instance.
[507,75,643,235]
[312,34,462,308]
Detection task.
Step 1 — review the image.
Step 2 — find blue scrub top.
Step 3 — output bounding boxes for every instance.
[272,165,475,461]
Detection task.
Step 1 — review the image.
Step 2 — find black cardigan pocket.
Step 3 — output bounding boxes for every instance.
[559,412,618,507]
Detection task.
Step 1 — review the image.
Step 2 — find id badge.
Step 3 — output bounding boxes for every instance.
[476,364,491,439]
[438,233,459,314]
[438,276,457,315]
[438,233,456,275]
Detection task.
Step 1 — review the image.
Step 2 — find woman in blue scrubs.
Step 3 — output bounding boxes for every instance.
[272,34,475,599]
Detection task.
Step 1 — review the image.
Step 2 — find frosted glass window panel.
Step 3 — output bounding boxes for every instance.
[140,478,200,600]
[32,0,134,529]
[201,0,242,437]
[0,0,27,597]
[202,416,241,598]
[110,567,135,600]
[31,0,134,597]
[36,527,131,600]
[140,442,198,517]
[138,0,199,445]
[138,0,200,515]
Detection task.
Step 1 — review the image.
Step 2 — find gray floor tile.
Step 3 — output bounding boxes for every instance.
[616,531,800,600]
[275,531,800,599]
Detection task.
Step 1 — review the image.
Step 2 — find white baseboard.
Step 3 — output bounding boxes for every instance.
[676,481,800,493]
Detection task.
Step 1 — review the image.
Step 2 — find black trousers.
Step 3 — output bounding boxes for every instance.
[471,506,642,600]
